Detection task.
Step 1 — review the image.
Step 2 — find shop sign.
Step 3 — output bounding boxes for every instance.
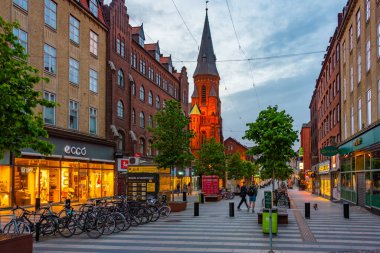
[264,191,272,209]
[320,146,338,157]
[147,182,155,192]
[353,137,362,147]
[128,166,170,174]
[299,162,304,170]
[318,164,329,174]
[64,145,87,156]
[21,167,35,173]
[117,159,129,171]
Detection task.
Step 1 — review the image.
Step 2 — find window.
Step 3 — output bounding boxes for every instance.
[367,89,372,125]
[89,107,97,134]
[139,112,145,128]
[351,104,354,135]
[169,84,173,96]
[156,96,160,109]
[70,16,80,44]
[366,40,371,71]
[43,91,55,125]
[183,92,187,104]
[121,40,125,57]
[357,54,361,83]
[356,10,361,38]
[139,85,145,101]
[44,44,56,74]
[116,39,120,54]
[148,67,153,80]
[139,138,145,154]
[90,31,98,56]
[13,28,27,53]
[69,58,79,84]
[89,69,98,93]
[337,104,340,122]
[343,78,347,101]
[163,80,167,91]
[174,87,177,98]
[131,53,137,68]
[343,41,346,63]
[148,91,153,105]
[148,115,153,128]
[147,141,153,156]
[366,0,370,21]
[140,60,143,73]
[131,82,136,96]
[132,109,136,124]
[45,0,56,29]
[117,100,124,118]
[69,100,78,130]
[358,98,362,131]
[117,69,124,87]
[350,26,353,51]
[139,36,144,47]
[14,0,28,10]
[89,0,98,18]
[202,85,206,104]
[350,66,353,91]
[155,51,160,61]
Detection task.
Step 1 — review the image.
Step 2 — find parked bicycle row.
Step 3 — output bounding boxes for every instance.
[0,194,171,239]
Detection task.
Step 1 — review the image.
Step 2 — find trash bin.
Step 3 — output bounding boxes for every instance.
[262,208,278,234]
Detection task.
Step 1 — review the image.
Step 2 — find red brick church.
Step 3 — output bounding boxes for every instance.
[190,8,223,155]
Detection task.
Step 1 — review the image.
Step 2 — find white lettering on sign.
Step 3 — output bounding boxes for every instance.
[64,145,87,156]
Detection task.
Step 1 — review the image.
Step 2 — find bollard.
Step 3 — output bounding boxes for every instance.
[194,202,199,216]
[344,203,349,219]
[35,198,41,211]
[183,192,187,202]
[35,222,41,242]
[229,202,234,217]
[200,193,205,204]
[305,202,310,219]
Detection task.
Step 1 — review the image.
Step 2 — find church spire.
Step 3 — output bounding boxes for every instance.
[193,7,219,78]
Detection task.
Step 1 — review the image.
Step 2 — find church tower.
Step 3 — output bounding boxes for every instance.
[190,7,223,155]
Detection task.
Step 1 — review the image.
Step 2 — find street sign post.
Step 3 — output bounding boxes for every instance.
[264,191,272,209]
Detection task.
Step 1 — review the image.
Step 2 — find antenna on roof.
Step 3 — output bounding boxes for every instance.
[206,0,209,12]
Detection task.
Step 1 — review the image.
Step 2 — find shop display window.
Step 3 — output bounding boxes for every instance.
[39,168,60,203]
[355,155,364,171]
[341,157,351,171]
[159,174,171,192]
[365,153,371,170]
[372,151,380,170]
[101,170,114,197]
[89,169,102,199]
[78,169,88,202]
[372,171,380,208]
[365,172,371,206]
[0,165,11,207]
[14,165,37,206]
[61,162,79,201]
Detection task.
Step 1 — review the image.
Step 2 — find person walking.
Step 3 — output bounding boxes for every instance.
[182,182,187,195]
[187,182,192,196]
[176,183,180,196]
[247,182,258,213]
[237,181,249,210]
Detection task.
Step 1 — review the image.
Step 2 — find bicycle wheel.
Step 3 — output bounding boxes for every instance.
[159,206,171,218]
[149,206,160,222]
[40,215,59,236]
[4,221,31,234]
[112,212,126,233]
[97,215,115,236]
[86,214,103,239]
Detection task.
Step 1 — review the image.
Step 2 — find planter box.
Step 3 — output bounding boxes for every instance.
[169,201,187,212]
[0,234,33,253]
[205,195,223,202]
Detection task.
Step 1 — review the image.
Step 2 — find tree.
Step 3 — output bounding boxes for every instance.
[226,153,245,179]
[194,138,226,178]
[149,99,194,200]
[0,17,56,159]
[243,105,298,192]
[241,160,259,180]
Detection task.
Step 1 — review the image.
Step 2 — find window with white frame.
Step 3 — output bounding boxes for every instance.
[121,40,125,57]
[89,0,98,17]
[336,44,340,62]
[155,50,160,61]
[343,41,346,63]
[148,67,153,80]
[366,0,370,21]
[13,28,28,53]
[350,26,353,51]
[147,141,153,156]
[148,115,153,128]
[44,44,56,74]
[89,107,97,134]
[343,78,347,101]
[139,36,144,47]
[45,0,56,29]
[350,66,354,91]
[43,91,55,125]
[117,100,124,118]
[366,40,371,71]
[139,60,143,73]
[139,138,145,154]
[14,0,28,10]
[116,39,121,54]
[367,89,372,125]
[163,80,167,91]
[351,104,354,135]
[156,96,160,109]
[132,82,136,96]
[117,69,124,87]
[70,16,80,44]
[139,112,145,128]
[69,100,79,130]
[132,109,136,124]
[356,9,361,38]
[89,69,98,93]
[148,91,153,105]
[139,85,145,101]
[90,31,98,56]
[142,61,146,75]
[358,98,362,130]
[357,54,361,83]
[169,84,173,95]
[69,58,79,84]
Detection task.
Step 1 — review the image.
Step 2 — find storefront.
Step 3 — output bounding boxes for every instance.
[318,161,330,199]
[339,124,380,210]
[1,136,115,208]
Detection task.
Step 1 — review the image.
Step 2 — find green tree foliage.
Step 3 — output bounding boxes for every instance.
[0,17,56,159]
[243,105,298,183]
[226,153,244,179]
[241,160,259,179]
[194,138,226,178]
[149,99,194,169]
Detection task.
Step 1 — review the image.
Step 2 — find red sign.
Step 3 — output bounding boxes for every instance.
[120,159,129,169]
[202,175,219,195]
[134,153,141,158]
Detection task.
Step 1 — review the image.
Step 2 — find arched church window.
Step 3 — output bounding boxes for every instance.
[201,85,206,104]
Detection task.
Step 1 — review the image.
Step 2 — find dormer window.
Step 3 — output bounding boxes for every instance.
[89,0,98,18]
[168,64,173,73]
[155,51,160,61]
[139,36,144,47]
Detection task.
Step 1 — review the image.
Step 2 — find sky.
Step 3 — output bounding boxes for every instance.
[104,0,346,148]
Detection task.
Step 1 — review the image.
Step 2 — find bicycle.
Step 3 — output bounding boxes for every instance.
[2,207,31,234]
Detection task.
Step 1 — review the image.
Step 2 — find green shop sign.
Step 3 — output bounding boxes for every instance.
[264,191,272,209]
[339,124,380,154]
[320,146,338,156]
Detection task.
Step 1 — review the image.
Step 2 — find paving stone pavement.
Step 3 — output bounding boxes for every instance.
[3,186,378,253]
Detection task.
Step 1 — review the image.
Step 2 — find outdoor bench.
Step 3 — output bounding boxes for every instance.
[257,208,288,224]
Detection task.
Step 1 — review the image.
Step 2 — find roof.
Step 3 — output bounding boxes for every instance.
[190,104,201,115]
[144,43,156,51]
[224,137,248,150]
[160,56,171,64]
[193,10,219,78]
[78,0,107,27]
[191,85,199,98]
[209,85,217,97]
[131,26,140,35]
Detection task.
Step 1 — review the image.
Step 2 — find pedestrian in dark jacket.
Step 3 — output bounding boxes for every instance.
[237,181,249,210]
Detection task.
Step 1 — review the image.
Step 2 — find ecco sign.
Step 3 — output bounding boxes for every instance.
[64,145,87,156]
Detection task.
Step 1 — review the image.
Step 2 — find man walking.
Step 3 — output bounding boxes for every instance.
[237,181,249,210]
[247,182,258,213]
